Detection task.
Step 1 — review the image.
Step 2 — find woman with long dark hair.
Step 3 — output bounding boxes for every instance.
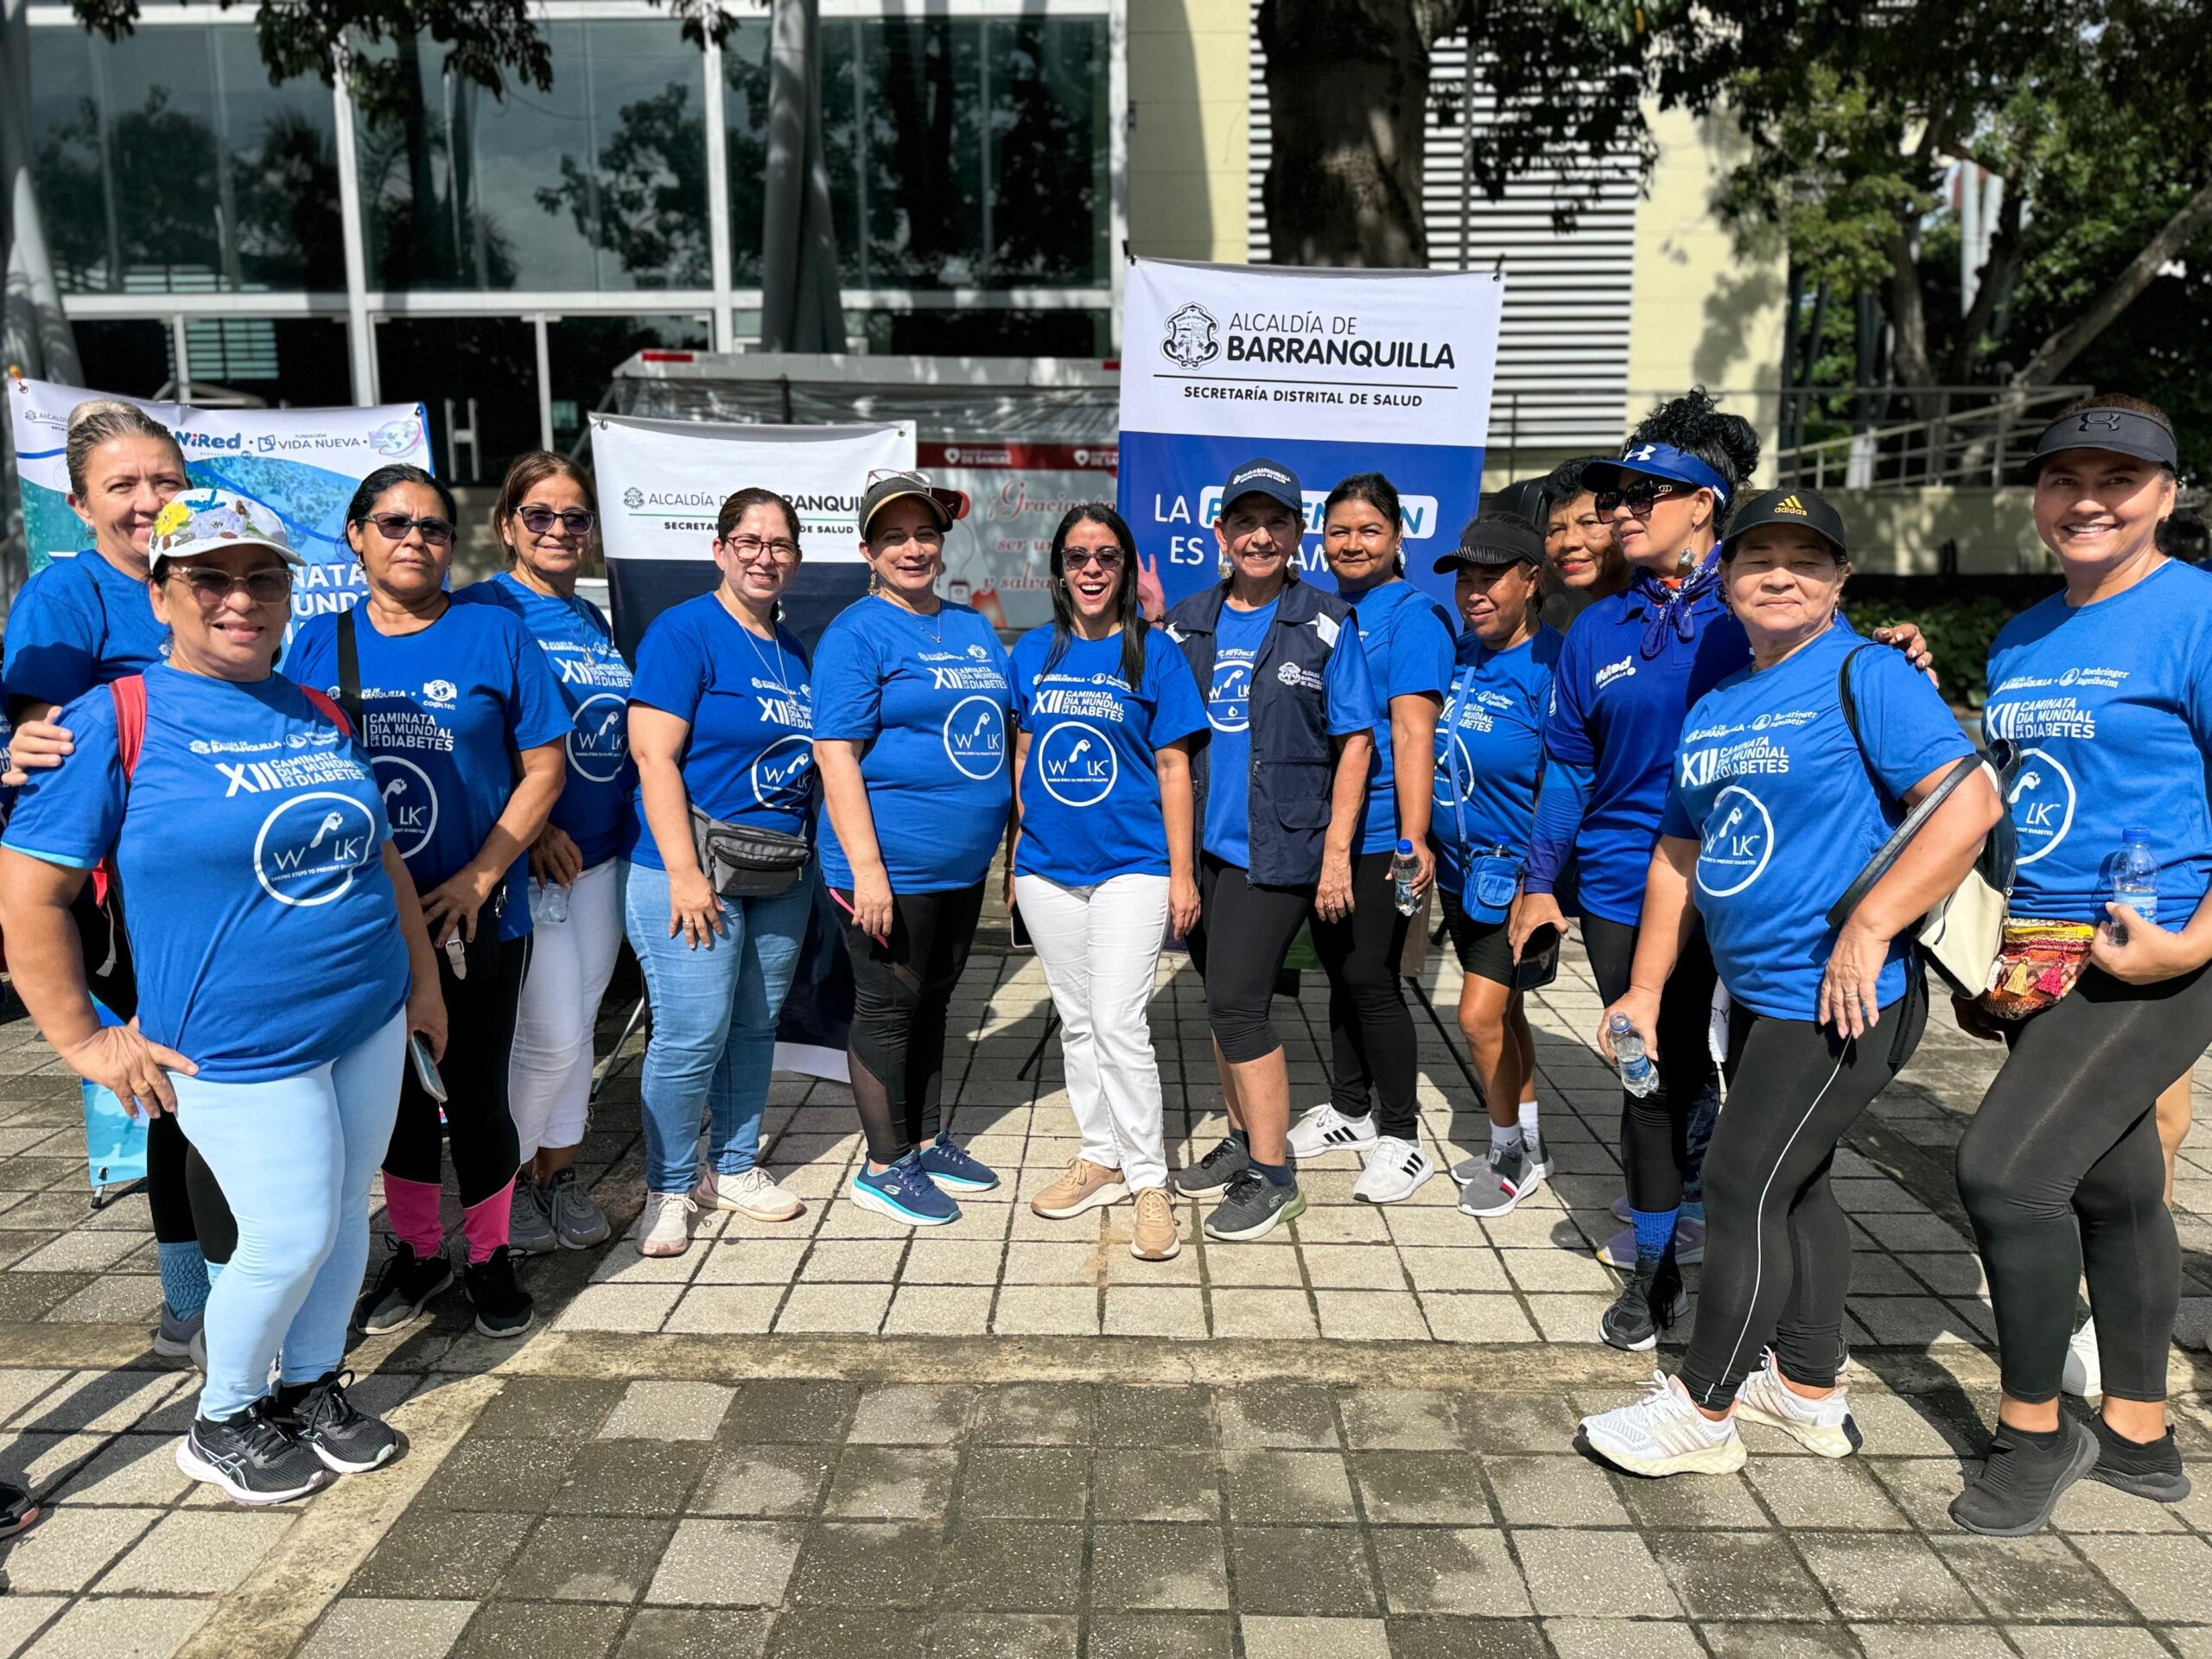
[1008,505,1207,1262]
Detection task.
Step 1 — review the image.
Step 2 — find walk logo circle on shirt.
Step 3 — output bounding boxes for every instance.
[1696,785,1775,898]
[1037,721,1117,808]
[942,696,1007,779]
[569,692,628,784]
[370,755,440,859]
[252,791,380,907]
[752,734,816,809]
[1432,734,1478,807]
[1208,658,1254,733]
[2007,747,2075,866]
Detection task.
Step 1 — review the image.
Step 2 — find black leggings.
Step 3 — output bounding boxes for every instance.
[1956,963,2211,1406]
[1321,850,1420,1138]
[385,932,527,1207]
[839,881,984,1166]
[1583,913,1718,1211]
[1187,855,1313,1065]
[1679,988,1926,1407]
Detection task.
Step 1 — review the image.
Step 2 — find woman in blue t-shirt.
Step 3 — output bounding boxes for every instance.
[460,452,631,1257]
[1423,514,1564,1222]
[1578,487,1995,1484]
[1948,397,2210,1534]
[813,473,1012,1227]
[1008,505,1206,1263]
[287,465,569,1342]
[0,493,446,1505]
[1165,458,1380,1244]
[1283,474,1459,1205]
[622,487,818,1257]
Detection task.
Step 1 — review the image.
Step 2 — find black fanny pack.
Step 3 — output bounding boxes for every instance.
[690,806,810,898]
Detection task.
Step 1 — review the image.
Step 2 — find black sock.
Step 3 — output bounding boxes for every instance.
[1249,1154,1296,1187]
[1999,1420,2067,1451]
[1229,1127,1250,1149]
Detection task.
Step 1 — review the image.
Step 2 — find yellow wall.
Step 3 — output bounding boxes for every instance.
[1125,0,1251,265]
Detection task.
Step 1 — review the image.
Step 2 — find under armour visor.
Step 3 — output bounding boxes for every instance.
[2030,406,2179,475]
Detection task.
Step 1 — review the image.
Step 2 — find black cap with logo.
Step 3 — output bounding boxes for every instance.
[1218,457,1304,518]
[2030,405,2179,475]
[1433,512,1544,573]
[1722,487,1849,559]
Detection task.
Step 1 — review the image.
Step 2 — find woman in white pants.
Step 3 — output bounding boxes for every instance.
[460,453,632,1251]
[1007,505,1207,1262]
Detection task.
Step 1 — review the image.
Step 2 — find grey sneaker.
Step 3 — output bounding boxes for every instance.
[1174,1135,1251,1197]
[1458,1140,1545,1218]
[1202,1169,1306,1242]
[152,1306,204,1368]
[508,1177,557,1256]
[547,1168,611,1249]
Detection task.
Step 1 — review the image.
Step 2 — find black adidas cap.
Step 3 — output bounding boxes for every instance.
[1722,488,1848,559]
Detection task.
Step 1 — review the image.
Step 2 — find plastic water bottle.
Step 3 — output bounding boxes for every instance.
[530,879,569,926]
[1609,1013,1658,1097]
[2111,828,2158,945]
[1391,838,1421,916]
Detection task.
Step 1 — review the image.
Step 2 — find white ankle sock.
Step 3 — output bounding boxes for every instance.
[1490,1122,1524,1154]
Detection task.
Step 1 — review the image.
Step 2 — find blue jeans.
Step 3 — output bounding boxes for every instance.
[621,861,811,1193]
[171,1010,407,1420]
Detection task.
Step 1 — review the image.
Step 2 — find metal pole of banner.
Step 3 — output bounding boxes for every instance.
[1018,1003,1060,1082]
[590,995,652,1103]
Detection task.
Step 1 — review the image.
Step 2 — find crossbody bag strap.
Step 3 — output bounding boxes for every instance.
[335,606,365,734]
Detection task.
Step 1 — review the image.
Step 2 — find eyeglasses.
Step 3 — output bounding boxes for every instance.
[1594,479,1692,518]
[1064,549,1125,571]
[359,512,456,547]
[167,564,293,604]
[517,505,595,537]
[724,536,799,563]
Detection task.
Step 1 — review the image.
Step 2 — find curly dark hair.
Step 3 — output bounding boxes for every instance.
[1541,455,1592,505]
[1625,387,1761,499]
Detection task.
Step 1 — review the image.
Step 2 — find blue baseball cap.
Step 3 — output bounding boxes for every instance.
[1219,457,1303,518]
[1581,442,1733,507]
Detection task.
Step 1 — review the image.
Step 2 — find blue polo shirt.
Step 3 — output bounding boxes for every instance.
[1433,626,1562,911]
[1342,580,1458,855]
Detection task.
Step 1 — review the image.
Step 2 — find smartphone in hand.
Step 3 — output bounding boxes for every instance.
[408,1032,448,1103]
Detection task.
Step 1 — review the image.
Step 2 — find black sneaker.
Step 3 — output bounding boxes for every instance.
[1950,1418,2100,1535]
[175,1399,329,1506]
[1599,1255,1688,1352]
[1202,1168,1306,1242]
[1174,1135,1251,1197]
[462,1245,534,1339]
[353,1238,454,1335]
[274,1369,398,1475]
[2084,1414,2190,1504]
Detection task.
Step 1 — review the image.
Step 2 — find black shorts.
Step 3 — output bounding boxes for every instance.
[1440,887,1516,988]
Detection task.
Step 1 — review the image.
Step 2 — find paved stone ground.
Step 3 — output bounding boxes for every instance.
[0,931,2208,1658]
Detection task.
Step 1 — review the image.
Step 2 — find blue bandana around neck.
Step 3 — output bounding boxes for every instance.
[1634,549,1723,658]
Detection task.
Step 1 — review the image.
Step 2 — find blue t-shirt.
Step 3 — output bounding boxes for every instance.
[1343,581,1458,855]
[2,551,168,709]
[285,601,570,941]
[810,596,1013,893]
[1009,626,1208,886]
[1543,587,1753,925]
[1985,559,2212,926]
[2,666,410,1083]
[623,593,816,870]
[1433,626,1563,909]
[1200,596,1379,869]
[1661,628,1972,1020]
[458,572,634,870]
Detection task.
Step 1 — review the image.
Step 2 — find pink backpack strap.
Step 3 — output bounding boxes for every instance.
[299,684,354,739]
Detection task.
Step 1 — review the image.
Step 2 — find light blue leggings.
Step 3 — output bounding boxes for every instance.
[172,1011,406,1420]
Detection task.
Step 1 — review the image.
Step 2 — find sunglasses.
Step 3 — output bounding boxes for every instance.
[168,564,293,604]
[1064,549,1125,571]
[1595,479,1696,518]
[359,511,456,547]
[517,505,595,537]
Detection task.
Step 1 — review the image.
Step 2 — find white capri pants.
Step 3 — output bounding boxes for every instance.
[1014,870,1172,1192]
[510,856,626,1160]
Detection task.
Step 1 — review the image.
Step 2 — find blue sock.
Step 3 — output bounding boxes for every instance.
[1630,1207,1679,1266]
[1249,1155,1296,1188]
[156,1242,209,1320]
[204,1259,226,1291]
[1229,1127,1250,1149]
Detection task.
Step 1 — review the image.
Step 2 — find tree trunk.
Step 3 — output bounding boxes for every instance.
[1881,221,1941,420]
[2008,177,2212,391]
[1259,0,1460,266]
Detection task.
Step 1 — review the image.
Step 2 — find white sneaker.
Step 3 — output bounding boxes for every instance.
[1580,1371,1747,1478]
[695,1166,804,1223]
[636,1190,698,1257]
[1352,1136,1434,1204]
[1287,1103,1379,1160]
[1734,1349,1861,1458]
[2063,1315,2102,1400]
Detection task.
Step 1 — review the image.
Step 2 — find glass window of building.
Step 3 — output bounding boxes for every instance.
[28,25,344,294]
[546,315,710,452]
[359,23,711,292]
[373,318,540,483]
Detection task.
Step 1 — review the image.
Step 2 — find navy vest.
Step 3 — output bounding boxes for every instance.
[1166,578,1358,887]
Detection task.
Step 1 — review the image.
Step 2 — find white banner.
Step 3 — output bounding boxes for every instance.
[591,413,914,565]
[924,440,1119,631]
[8,375,432,623]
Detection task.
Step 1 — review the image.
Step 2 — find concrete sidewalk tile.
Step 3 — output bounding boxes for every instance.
[1934,1537,2134,1623]
[1497,1249,1616,1294]
[0,1599,63,1657]
[972,1383,1094,1446]
[927,1612,1078,1658]
[1794,1532,1980,1620]
[470,1377,624,1440]
[1003,1242,1101,1284]
[20,1597,208,1659]
[450,1601,628,1657]
[689,1443,835,1516]
[1646,1529,1828,1620]
[615,1608,772,1659]
[1221,1449,1357,1523]
[301,1599,477,1658]
[2003,1628,2173,1659]
[848,1386,974,1446]
[1208,1289,1317,1338]
[1510,1529,1679,1618]
[601,1380,735,1440]
[662,1285,781,1334]
[499,1514,676,1603]
[721,1380,857,1444]
[900,1240,1007,1284]
[1216,1386,1338,1450]
[1199,1246,1304,1287]
[17,1370,189,1434]
[1313,1290,1429,1341]
[936,1519,1085,1610]
[1093,1449,1220,1522]
[992,1286,1099,1335]
[351,1510,537,1599]
[773,1281,892,1333]
[1415,1294,1536,1344]
[645,1517,804,1605]
[1848,1626,2015,1659]
[1104,1286,1208,1338]
[1090,1522,1230,1611]
[1521,1293,1616,1344]
[1289,1207,1389,1245]
[1370,1526,1529,1616]
[958,1446,1089,1520]
[1395,1248,1510,1293]
[691,1239,810,1284]
[785,1519,944,1606]
[1448,1395,1579,1454]
[96,1508,295,1595]
[799,1238,907,1281]
[885,1284,994,1335]
[1096,1387,1214,1448]
[1338,1390,1460,1452]
[1227,1525,1379,1616]
[825,1445,959,1520]
[1237,1616,1390,1659]
[1,1504,160,1593]
[51,1432,191,1506]
[1745,1458,1910,1529]
[1697,1623,1862,1658]
[1349,1450,1490,1525]
[1612,1469,1770,1530]
[553,1282,683,1332]
[552,1440,714,1516]
[2071,1535,2212,1623]
[1300,1247,1407,1291]
[1541,1619,1706,1659]
[588,1243,701,1283]
[2049,1478,2191,1533]
[1483,1455,1630,1528]
[0,1368,67,1426]
[1084,1612,1234,1658]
